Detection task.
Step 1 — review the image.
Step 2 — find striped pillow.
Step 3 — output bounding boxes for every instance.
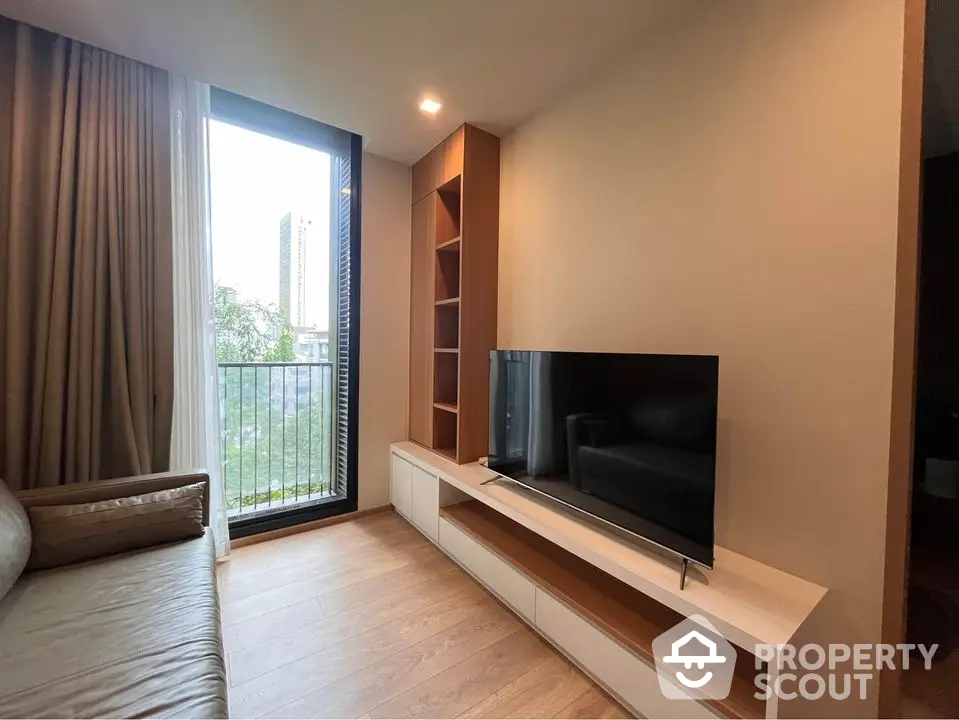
[27,483,205,571]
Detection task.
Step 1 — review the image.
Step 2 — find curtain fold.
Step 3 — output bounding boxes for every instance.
[0,18,173,491]
[169,75,229,556]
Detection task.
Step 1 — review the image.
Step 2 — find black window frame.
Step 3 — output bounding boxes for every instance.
[209,88,361,538]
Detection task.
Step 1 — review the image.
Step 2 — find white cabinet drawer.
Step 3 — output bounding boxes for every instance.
[390,453,412,519]
[534,589,719,720]
[410,466,439,541]
[438,517,535,621]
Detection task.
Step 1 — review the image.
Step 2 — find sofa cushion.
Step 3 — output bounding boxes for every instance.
[0,479,31,603]
[627,396,716,452]
[0,530,227,718]
[27,482,205,571]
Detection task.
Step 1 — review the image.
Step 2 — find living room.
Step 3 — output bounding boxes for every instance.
[0,1,929,718]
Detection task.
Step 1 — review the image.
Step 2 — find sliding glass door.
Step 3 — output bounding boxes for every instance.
[208,89,360,536]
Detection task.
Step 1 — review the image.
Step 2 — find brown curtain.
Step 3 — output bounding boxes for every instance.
[0,18,173,491]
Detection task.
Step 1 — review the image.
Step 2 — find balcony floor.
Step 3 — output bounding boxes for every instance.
[228,488,338,519]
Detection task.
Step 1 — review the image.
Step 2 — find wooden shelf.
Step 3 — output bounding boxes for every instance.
[433,447,457,462]
[435,249,460,302]
[440,500,765,720]
[435,178,461,247]
[434,302,459,349]
[436,237,461,251]
[434,348,458,354]
[438,174,462,194]
[433,352,458,408]
[435,297,459,306]
[432,409,457,460]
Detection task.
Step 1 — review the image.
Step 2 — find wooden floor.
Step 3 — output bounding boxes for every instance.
[217,510,631,719]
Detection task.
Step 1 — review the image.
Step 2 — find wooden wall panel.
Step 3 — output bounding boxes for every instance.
[411,147,434,204]
[439,127,464,190]
[412,127,464,203]
[409,195,435,446]
[457,125,500,464]
[880,0,925,716]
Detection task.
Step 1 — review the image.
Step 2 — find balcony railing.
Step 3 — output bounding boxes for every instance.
[219,362,336,518]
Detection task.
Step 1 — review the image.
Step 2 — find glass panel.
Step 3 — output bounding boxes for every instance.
[209,118,337,518]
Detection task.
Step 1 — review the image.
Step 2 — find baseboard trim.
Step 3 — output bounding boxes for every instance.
[229,504,393,548]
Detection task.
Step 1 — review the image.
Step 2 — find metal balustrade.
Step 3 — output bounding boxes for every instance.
[218,362,336,517]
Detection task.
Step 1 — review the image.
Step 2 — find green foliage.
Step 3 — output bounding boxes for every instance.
[219,365,333,511]
[213,284,333,513]
[213,284,289,363]
[263,327,296,362]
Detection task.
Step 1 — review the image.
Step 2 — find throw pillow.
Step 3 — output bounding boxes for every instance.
[0,478,31,602]
[28,482,205,571]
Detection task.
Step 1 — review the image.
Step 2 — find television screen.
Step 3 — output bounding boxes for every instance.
[488,351,718,567]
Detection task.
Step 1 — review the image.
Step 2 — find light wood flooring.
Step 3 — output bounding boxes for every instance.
[217,510,631,719]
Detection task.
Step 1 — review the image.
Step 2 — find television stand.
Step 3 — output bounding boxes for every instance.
[391,441,828,719]
[480,468,697,591]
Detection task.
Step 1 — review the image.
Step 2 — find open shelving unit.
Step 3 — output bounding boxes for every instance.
[432,174,462,454]
[409,124,500,464]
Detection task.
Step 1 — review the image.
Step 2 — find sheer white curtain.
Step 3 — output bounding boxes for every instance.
[169,76,230,557]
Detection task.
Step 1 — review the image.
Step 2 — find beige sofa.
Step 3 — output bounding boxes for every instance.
[0,472,228,718]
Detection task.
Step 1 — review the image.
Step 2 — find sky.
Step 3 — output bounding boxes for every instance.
[209,119,332,331]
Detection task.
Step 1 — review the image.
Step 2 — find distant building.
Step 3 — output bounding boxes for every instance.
[278,212,317,329]
[278,213,292,324]
[295,330,330,363]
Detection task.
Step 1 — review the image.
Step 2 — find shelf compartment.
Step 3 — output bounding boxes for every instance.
[434,303,459,349]
[433,446,457,462]
[435,175,462,247]
[435,246,460,302]
[439,501,766,720]
[433,352,459,408]
[433,406,458,458]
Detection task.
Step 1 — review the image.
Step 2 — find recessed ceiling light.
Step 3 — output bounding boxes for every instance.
[419,97,442,115]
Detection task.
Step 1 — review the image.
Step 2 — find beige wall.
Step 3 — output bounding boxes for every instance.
[500,1,908,715]
[358,153,411,510]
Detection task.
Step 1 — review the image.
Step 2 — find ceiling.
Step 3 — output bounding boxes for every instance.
[0,0,680,163]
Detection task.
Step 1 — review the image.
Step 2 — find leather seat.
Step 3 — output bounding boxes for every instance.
[0,530,227,718]
[0,472,227,719]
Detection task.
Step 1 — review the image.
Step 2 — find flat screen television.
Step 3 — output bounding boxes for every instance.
[487,351,718,567]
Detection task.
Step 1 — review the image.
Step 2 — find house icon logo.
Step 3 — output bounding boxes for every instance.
[652,614,737,700]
